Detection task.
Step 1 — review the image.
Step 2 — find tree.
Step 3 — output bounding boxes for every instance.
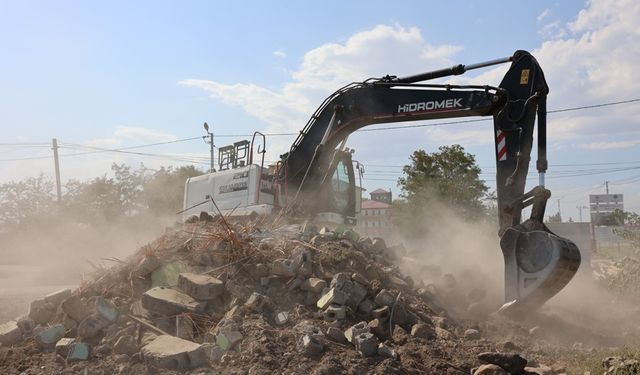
[142,165,203,215]
[394,145,490,235]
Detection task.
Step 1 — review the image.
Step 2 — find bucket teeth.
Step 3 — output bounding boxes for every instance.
[500,226,581,314]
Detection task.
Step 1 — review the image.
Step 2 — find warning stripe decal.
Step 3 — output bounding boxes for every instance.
[496,130,507,161]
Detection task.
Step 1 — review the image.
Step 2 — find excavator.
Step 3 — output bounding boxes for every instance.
[183,50,581,314]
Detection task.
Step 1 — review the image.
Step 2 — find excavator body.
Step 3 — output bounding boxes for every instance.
[183,50,581,313]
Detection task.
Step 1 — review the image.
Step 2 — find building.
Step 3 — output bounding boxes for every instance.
[356,188,393,239]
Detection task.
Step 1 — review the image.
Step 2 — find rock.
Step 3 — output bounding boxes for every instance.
[344,321,370,344]
[115,354,130,364]
[0,321,22,346]
[141,334,206,370]
[36,324,65,349]
[63,315,78,332]
[67,342,91,361]
[478,352,527,374]
[354,332,378,356]
[603,357,640,374]
[368,319,388,340]
[177,273,224,300]
[411,323,436,339]
[298,334,323,356]
[374,289,396,307]
[524,364,555,375]
[16,316,35,336]
[151,261,189,288]
[216,330,243,350]
[95,297,120,323]
[270,259,296,277]
[464,328,481,340]
[316,288,347,310]
[474,364,510,375]
[346,282,368,309]
[301,278,327,293]
[275,312,289,326]
[62,296,92,322]
[323,304,346,322]
[202,343,225,363]
[113,335,138,356]
[176,314,195,340]
[377,343,398,360]
[326,327,347,343]
[142,287,205,315]
[77,314,111,339]
[55,338,75,357]
[44,288,72,307]
[28,298,56,325]
[372,306,390,321]
[357,299,375,316]
[245,292,270,313]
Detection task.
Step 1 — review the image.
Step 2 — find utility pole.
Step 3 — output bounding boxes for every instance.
[605,181,609,194]
[576,205,588,222]
[203,122,215,173]
[557,199,562,222]
[52,138,62,202]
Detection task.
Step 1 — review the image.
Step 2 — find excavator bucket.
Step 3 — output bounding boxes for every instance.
[499,225,581,314]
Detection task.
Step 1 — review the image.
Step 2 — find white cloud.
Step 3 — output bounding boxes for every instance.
[272,49,286,58]
[537,8,552,22]
[579,139,640,150]
[113,126,177,142]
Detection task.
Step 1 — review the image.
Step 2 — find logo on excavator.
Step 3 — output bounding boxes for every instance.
[397,98,463,113]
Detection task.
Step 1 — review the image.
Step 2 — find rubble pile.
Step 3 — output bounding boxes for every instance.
[0,219,565,374]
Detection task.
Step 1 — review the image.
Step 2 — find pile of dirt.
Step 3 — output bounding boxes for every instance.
[0,218,592,374]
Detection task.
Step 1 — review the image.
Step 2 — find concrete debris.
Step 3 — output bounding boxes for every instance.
[326,326,347,343]
[178,272,224,300]
[142,287,205,315]
[244,292,270,313]
[316,288,347,310]
[151,260,189,288]
[28,298,56,325]
[354,332,378,356]
[345,321,370,344]
[96,296,120,323]
[0,321,22,346]
[141,334,205,370]
[45,288,72,307]
[113,335,138,355]
[67,342,91,361]
[323,303,346,322]
[36,324,65,348]
[15,316,35,336]
[55,338,75,357]
[216,330,243,350]
[77,313,111,339]
[411,323,435,339]
[298,334,323,356]
[275,311,290,326]
[374,289,396,307]
[377,343,398,360]
[61,296,92,322]
[301,278,327,293]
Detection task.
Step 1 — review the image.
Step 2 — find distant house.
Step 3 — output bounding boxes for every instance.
[356,188,393,239]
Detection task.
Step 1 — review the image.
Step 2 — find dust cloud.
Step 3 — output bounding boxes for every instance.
[390,201,640,348]
[0,213,177,321]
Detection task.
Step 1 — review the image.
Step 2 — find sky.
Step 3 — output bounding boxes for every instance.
[1,0,639,221]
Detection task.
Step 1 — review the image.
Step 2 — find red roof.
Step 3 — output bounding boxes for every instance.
[370,188,389,194]
[361,200,391,209]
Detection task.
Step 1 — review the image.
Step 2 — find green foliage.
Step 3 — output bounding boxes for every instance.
[393,144,490,236]
[0,163,203,229]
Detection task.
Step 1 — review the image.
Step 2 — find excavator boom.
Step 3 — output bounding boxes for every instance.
[277,50,581,313]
